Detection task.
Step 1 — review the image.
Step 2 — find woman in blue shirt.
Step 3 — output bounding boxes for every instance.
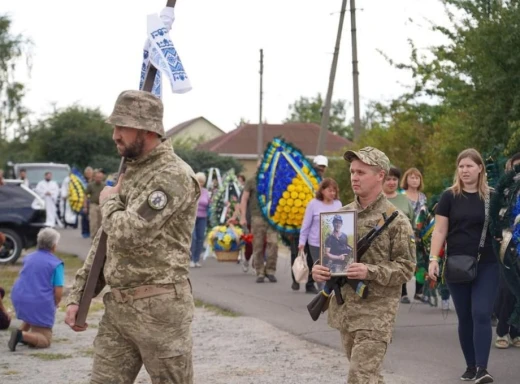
[8,228,64,351]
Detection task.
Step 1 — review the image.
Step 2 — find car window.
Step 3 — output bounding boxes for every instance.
[24,167,70,186]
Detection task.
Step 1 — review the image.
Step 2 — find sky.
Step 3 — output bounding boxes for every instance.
[2,0,450,134]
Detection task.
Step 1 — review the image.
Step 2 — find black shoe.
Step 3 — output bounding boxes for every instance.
[460,366,477,381]
[266,274,277,283]
[256,276,265,283]
[8,330,22,352]
[475,368,493,384]
[306,286,319,294]
[291,282,300,291]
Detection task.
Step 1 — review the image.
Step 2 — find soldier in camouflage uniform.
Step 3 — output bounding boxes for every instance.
[312,147,416,384]
[64,90,200,384]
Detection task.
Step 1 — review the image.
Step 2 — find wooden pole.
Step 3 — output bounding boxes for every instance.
[257,49,264,159]
[350,0,362,140]
[316,0,347,155]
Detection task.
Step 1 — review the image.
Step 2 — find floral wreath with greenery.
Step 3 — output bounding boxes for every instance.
[490,165,520,328]
[256,137,321,235]
[208,169,242,228]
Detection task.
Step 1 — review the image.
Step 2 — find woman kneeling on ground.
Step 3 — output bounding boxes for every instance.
[8,228,64,351]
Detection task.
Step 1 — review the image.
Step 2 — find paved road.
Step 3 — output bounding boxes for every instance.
[58,228,520,383]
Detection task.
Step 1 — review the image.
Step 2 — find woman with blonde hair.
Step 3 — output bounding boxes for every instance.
[428,148,498,383]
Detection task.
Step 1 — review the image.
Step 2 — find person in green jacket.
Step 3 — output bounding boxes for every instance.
[383,166,415,303]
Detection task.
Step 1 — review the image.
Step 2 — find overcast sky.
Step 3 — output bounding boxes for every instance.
[2,0,450,133]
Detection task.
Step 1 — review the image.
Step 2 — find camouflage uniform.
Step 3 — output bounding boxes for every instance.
[67,90,200,384]
[328,147,416,384]
[244,177,278,277]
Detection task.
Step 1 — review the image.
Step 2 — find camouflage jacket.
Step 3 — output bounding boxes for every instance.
[328,193,416,342]
[67,141,200,305]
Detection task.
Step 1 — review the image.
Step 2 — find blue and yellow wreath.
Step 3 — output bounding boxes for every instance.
[256,137,321,235]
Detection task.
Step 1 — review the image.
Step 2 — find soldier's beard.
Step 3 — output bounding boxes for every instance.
[118,132,146,159]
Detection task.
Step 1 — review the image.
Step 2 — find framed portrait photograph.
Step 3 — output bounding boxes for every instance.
[320,210,357,276]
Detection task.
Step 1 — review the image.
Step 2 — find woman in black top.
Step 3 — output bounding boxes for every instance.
[428,148,498,384]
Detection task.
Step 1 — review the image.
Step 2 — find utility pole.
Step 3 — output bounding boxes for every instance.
[257,49,264,159]
[316,0,347,155]
[350,0,362,141]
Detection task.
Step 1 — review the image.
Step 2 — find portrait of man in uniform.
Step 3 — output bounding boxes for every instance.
[320,212,356,275]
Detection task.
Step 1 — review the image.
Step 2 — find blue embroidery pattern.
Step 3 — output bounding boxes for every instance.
[149,26,189,90]
[139,47,162,97]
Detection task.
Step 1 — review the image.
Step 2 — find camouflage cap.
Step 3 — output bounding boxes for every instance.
[343,146,390,172]
[105,90,165,136]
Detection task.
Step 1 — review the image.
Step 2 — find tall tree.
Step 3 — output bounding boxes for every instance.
[28,106,119,171]
[0,15,31,140]
[285,93,353,139]
[382,0,520,153]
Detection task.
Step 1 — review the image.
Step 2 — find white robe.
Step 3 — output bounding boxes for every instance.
[60,176,77,226]
[35,179,60,227]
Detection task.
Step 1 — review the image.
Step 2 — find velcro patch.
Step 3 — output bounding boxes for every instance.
[137,187,171,221]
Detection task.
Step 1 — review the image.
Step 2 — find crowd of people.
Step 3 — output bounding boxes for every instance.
[1,88,519,384]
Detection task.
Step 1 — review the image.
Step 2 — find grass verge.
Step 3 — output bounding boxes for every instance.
[194,299,239,317]
[30,352,73,361]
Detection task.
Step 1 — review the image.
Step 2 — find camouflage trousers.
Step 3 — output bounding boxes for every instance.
[89,203,102,239]
[341,330,388,384]
[90,281,194,384]
[251,215,278,276]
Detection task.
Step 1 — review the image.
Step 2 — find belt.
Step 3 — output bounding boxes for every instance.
[111,281,190,304]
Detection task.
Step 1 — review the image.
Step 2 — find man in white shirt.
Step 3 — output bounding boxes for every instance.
[35,172,60,228]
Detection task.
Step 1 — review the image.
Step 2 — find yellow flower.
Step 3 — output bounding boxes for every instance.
[281,212,288,219]
[296,185,303,193]
[276,205,283,213]
[298,192,306,200]
[291,206,299,214]
[302,166,309,174]
[290,191,299,199]
[294,199,302,207]
[279,198,286,206]
[284,206,291,213]
[299,207,305,214]
[283,191,290,199]
[288,185,295,192]
[286,198,294,206]
[223,234,232,244]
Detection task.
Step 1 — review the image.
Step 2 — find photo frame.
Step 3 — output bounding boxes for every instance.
[320,210,357,276]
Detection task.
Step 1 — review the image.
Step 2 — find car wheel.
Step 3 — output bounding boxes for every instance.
[0,228,23,264]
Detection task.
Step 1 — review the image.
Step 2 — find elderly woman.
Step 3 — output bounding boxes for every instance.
[8,228,64,351]
[190,172,210,268]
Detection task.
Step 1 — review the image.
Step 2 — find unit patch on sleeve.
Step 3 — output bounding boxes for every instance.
[148,190,168,210]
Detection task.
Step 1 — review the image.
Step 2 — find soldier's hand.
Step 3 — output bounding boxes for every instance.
[65,304,88,332]
[428,260,440,282]
[239,217,247,227]
[312,264,331,282]
[100,174,124,203]
[346,263,368,280]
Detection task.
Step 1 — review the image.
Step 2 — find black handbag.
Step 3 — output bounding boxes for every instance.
[444,192,489,284]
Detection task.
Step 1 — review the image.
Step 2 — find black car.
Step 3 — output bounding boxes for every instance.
[0,181,47,264]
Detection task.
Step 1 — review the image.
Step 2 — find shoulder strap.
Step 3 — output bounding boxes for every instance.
[477,191,490,260]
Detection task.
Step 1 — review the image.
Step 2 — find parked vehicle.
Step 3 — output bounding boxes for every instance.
[0,181,47,264]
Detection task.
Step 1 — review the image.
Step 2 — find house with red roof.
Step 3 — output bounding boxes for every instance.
[196,123,352,177]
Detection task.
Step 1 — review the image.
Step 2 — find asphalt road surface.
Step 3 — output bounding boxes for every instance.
[58,228,520,383]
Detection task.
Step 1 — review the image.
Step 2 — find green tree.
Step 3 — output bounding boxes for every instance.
[0,15,32,140]
[28,106,119,171]
[383,0,520,154]
[285,93,353,139]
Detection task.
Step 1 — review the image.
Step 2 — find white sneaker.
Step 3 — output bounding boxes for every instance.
[242,260,249,273]
[441,299,450,311]
[195,262,202,268]
[189,261,195,268]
